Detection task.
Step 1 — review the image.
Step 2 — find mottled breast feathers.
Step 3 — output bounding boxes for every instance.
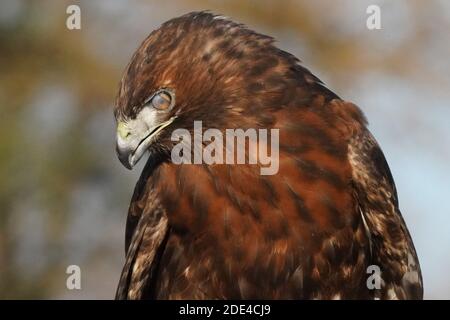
[114,12,422,300]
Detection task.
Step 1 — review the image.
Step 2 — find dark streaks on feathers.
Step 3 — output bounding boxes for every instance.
[114,11,422,300]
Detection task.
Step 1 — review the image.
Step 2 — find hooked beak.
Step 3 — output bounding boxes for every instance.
[115,116,176,170]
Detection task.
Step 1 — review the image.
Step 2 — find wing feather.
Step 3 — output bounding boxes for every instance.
[115,158,169,300]
[115,206,169,299]
[349,128,423,299]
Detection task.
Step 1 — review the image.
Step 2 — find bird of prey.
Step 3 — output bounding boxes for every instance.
[113,12,423,299]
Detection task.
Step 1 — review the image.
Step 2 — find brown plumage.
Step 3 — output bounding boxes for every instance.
[113,12,422,299]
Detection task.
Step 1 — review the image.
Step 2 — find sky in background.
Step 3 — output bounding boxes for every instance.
[0,0,449,299]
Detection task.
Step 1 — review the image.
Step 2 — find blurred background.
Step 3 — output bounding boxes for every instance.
[0,0,449,299]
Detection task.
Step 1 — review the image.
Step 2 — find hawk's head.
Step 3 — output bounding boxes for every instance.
[114,11,334,169]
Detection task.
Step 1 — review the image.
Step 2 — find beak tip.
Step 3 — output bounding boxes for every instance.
[117,150,133,170]
[124,163,133,170]
[122,158,134,170]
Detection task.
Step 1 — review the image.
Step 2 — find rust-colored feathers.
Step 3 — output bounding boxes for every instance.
[114,12,422,299]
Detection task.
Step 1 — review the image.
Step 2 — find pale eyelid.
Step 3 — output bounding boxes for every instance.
[144,89,174,109]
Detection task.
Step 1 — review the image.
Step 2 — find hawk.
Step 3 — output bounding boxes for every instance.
[113,12,423,299]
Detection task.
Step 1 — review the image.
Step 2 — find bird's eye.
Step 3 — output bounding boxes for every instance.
[150,91,172,110]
